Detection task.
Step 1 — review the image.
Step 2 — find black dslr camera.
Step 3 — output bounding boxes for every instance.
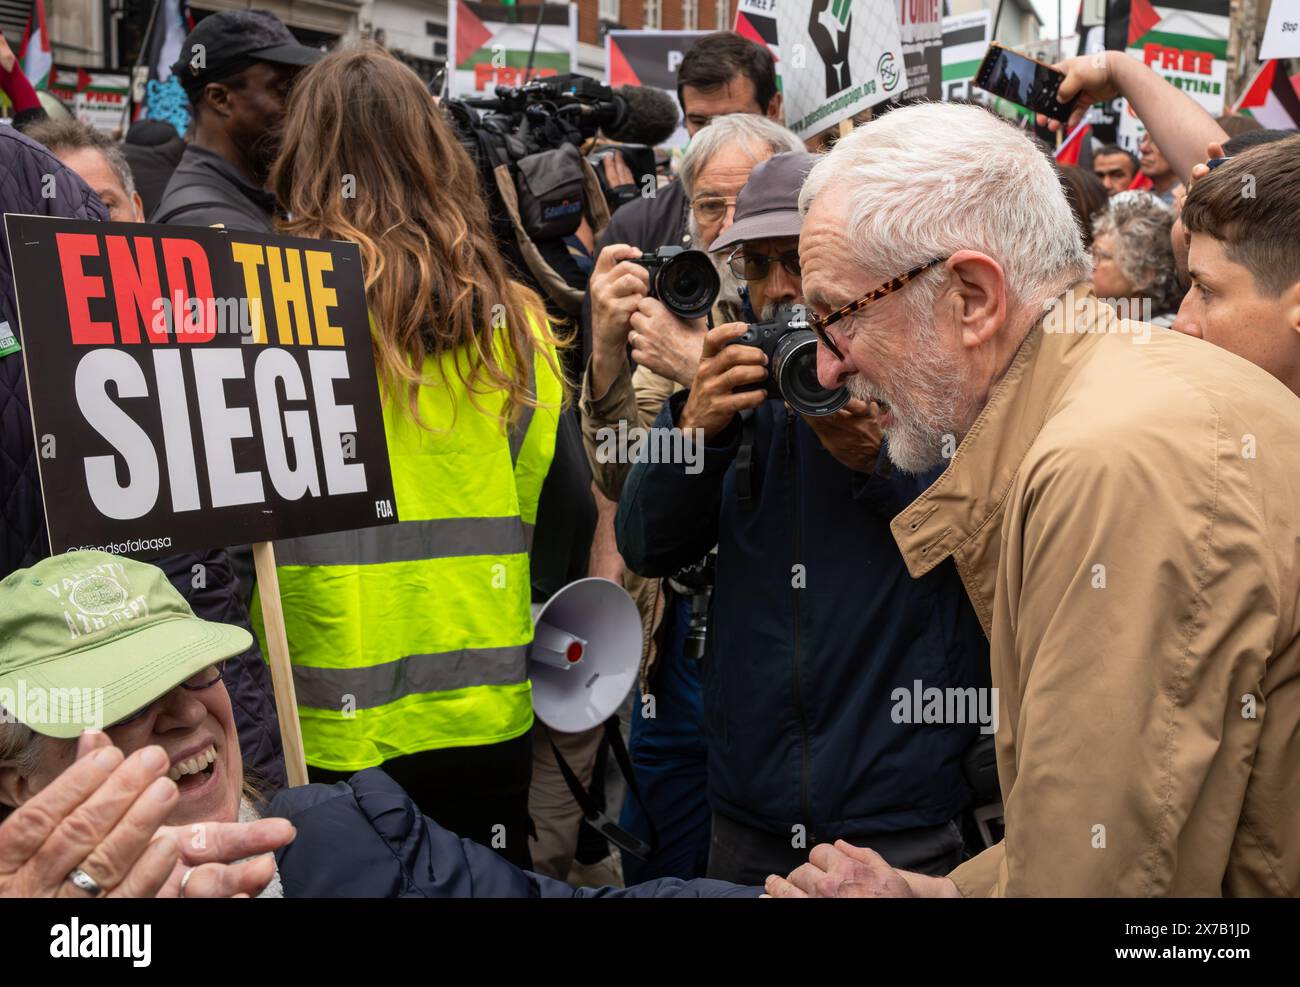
[633,247,720,321]
[723,308,850,417]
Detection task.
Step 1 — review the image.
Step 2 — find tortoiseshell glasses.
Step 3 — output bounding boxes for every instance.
[808,257,949,361]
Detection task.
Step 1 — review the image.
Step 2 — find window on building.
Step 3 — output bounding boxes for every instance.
[644,0,662,29]
[683,0,698,30]
[599,0,620,20]
[716,0,731,30]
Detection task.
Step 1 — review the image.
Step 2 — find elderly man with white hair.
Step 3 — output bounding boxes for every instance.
[762,101,1300,898]
[610,120,992,887]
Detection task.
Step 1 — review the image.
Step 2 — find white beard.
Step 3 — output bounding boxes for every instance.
[844,317,974,475]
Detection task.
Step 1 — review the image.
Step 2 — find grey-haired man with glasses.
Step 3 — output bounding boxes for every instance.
[612,149,993,886]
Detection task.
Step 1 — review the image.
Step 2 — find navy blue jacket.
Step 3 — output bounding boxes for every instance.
[615,390,990,841]
[271,769,759,897]
[0,125,284,788]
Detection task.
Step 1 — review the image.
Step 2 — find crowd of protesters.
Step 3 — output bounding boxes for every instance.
[0,13,1298,900]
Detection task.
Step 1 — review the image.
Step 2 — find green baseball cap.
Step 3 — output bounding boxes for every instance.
[0,552,253,739]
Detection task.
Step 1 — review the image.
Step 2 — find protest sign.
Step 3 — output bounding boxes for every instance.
[1260,0,1300,60]
[606,29,703,147]
[776,0,905,139]
[56,66,132,134]
[897,0,943,100]
[941,9,992,101]
[4,216,397,559]
[1113,1,1231,152]
[447,0,579,98]
[735,0,782,66]
[1124,0,1230,115]
[5,215,399,786]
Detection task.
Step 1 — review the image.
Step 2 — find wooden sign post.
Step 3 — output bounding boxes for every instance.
[253,542,309,787]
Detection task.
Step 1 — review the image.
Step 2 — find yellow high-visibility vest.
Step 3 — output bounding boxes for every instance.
[253,321,562,771]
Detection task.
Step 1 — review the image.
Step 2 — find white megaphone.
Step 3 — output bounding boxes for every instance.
[529,577,642,733]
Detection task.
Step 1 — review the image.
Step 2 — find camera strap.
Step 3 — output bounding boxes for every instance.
[489,154,611,318]
[735,408,758,507]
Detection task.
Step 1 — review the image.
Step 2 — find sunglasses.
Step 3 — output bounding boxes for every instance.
[726,246,802,282]
[106,661,228,730]
[809,258,949,361]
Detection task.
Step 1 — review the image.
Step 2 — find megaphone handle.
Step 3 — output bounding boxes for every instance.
[548,718,660,860]
[600,716,657,848]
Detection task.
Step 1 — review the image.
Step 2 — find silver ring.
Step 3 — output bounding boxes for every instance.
[67,867,104,897]
[179,866,195,898]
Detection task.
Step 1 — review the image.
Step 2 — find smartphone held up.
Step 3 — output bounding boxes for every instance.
[974,42,1077,124]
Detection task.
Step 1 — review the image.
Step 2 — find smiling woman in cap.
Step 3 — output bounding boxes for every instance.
[0,552,759,898]
[0,551,294,898]
[0,552,254,826]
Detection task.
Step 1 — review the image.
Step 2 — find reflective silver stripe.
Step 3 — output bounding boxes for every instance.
[275,516,528,567]
[509,354,538,467]
[292,645,529,711]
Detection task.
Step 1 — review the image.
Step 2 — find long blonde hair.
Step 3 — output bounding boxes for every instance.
[269,42,564,429]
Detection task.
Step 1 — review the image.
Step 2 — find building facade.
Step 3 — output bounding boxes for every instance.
[4,1,738,77]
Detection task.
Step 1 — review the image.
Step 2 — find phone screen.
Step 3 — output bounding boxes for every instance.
[975,46,1073,123]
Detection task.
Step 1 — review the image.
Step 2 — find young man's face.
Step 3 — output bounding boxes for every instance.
[1093,152,1136,196]
[680,74,780,135]
[1174,232,1300,396]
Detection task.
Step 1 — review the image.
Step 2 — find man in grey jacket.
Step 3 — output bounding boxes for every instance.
[152,10,321,230]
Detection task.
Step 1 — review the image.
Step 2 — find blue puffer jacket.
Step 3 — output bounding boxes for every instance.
[271,769,760,897]
[615,390,991,842]
[0,126,285,788]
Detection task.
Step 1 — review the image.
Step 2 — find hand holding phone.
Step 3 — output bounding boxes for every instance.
[975,42,1076,124]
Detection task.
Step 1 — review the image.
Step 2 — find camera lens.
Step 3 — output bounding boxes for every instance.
[657,250,720,320]
[771,331,850,417]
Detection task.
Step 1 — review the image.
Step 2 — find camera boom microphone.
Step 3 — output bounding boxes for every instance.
[605,86,682,147]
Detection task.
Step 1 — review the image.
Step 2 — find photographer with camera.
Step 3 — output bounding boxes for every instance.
[579,32,784,362]
[614,152,992,886]
[579,115,803,883]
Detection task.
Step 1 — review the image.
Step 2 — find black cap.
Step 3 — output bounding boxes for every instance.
[172,10,323,97]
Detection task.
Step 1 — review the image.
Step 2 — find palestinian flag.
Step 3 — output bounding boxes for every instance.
[1126,0,1164,47]
[1127,1,1228,61]
[19,0,52,90]
[734,0,781,88]
[1122,1,1230,115]
[1054,119,1092,165]
[1235,60,1300,130]
[453,1,571,77]
[1128,171,1154,192]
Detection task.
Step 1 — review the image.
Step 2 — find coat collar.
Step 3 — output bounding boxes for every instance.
[891,284,1110,579]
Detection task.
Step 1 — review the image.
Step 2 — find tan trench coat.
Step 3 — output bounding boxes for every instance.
[894,288,1300,896]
